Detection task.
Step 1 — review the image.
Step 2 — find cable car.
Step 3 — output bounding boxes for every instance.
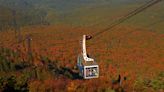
[77,35,99,79]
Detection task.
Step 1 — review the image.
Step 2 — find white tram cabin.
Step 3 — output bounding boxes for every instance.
[77,35,99,79]
[77,55,99,79]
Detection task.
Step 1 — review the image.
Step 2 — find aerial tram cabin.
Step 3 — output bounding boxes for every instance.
[77,35,99,79]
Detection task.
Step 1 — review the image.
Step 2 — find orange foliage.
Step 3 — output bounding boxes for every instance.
[1,25,163,92]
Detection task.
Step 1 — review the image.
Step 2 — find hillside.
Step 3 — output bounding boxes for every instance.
[1,0,164,33]
[0,24,163,92]
[0,0,164,92]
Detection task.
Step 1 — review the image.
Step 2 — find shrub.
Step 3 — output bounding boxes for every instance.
[0,75,28,92]
[150,72,164,90]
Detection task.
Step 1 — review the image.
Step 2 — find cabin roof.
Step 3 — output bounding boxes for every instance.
[82,61,98,66]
